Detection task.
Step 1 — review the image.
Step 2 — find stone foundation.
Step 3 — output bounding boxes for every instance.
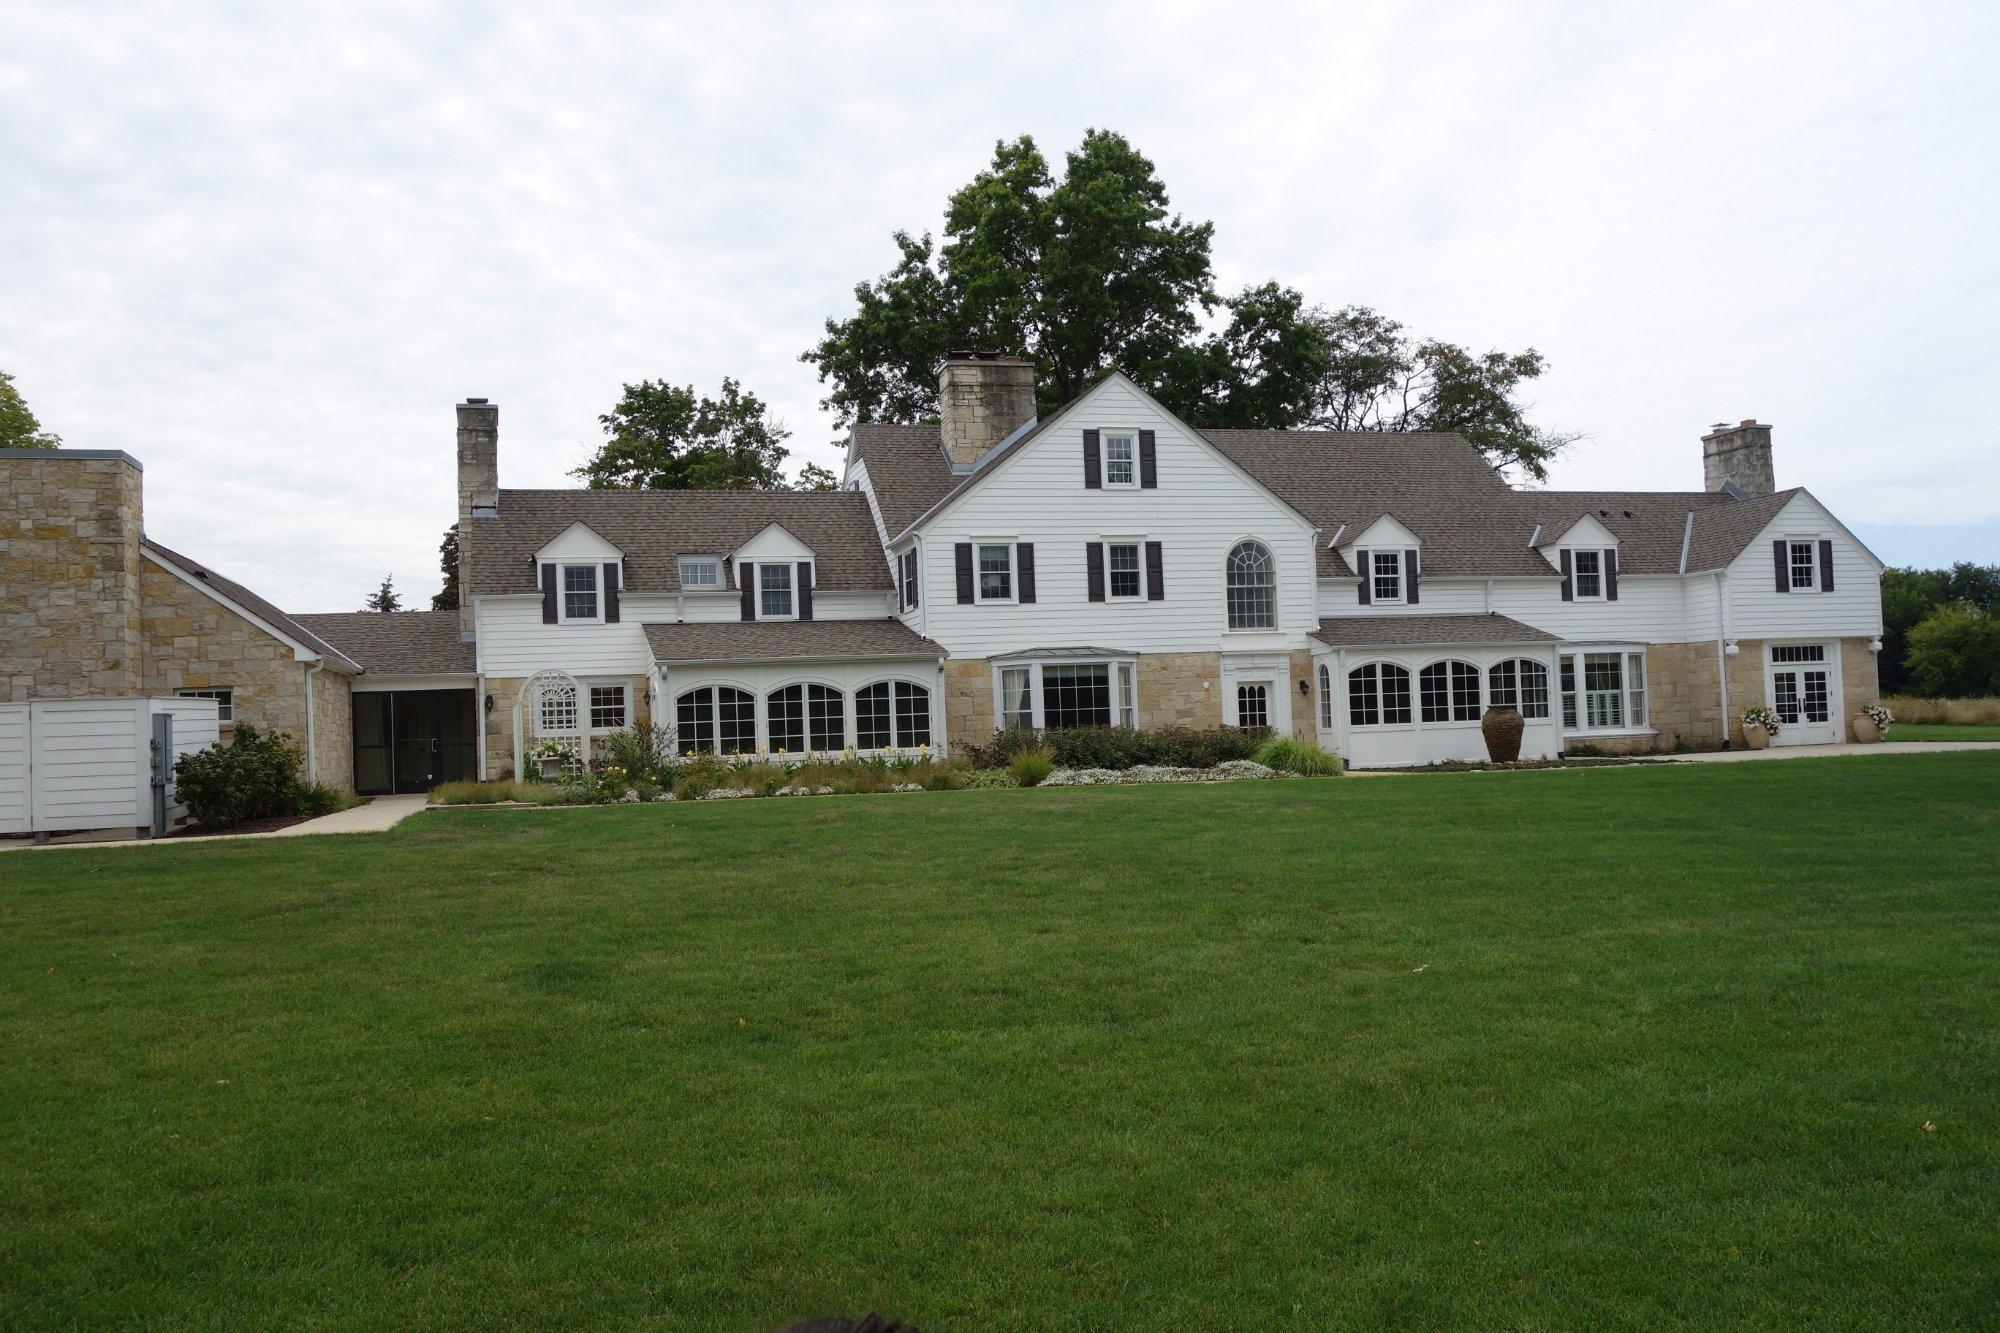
[945,652,1249,751]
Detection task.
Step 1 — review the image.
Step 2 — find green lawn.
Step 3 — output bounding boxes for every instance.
[1892,721,2000,742]
[4,755,1997,1329]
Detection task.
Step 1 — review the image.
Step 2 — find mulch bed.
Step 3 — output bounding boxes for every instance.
[166,814,316,838]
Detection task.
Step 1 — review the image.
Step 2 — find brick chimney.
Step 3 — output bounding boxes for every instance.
[1701,419,1775,497]
[939,351,1036,469]
[455,398,499,634]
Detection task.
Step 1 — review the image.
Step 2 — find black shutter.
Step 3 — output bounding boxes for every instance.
[540,563,557,623]
[1138,430,1157,488]
[1405,549,1420,605]
[797,561,813,620]
[603,562,621,622]
[1605,549,1619,601]
[904,550,919,609]
[955,543,974,603]
[1017,543,1036,603]
[1773,539,1789,593]
[1560,549,1574,602]
[1086,542,1106,602]
[1145,540,1164,600]
[1818,539,1835,592]
[738,560,755,620]
[1082,430,1102,489]
[1357,549,1371,605]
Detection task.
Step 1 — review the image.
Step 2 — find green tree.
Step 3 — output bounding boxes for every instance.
[0,369,62,448]
[1905,603,2000,697]
[364,576,402,613]
[793,462,839,492]
[573,378,791,490]
[433,525,460,611]
[1880,563,2000,693]
[805,131,1572,478]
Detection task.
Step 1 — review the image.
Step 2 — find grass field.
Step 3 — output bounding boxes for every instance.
[1892,721,2000,742]
[3,754,1997,1328]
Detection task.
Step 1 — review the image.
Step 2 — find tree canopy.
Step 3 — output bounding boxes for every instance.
[1881,563,2000,695]
[803,131,1575,478]
[573,379,794,491]
[0,370,62,449]
[433,525,460,611]
[364,576,402,613]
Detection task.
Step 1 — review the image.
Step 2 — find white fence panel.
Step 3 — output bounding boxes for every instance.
[6,698,221,837]
[0,705,27,835]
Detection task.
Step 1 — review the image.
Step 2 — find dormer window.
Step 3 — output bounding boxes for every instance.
[759,563,795,619]
[1572,549,1604,600]
[1103,432,1137,487]
[561,564,600,622]
[1371,551,1403,604]
[678,556,721,590]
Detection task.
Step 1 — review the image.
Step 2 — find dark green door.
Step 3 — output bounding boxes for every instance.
[354,690,478,795]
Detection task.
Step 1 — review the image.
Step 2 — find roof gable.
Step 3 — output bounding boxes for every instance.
[1345,514,1421,551]
[729,522,815,564]
[534,521,625,562]
[143,541,361,672]
[1544,512,1620,551]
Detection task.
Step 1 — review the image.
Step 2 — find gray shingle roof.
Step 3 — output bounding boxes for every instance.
[465,489,892,597]
[293,609,476,675]
[1310,613,1561,647]
[1683,488,1803,573]
[143,541,362,672]
[643,619,943,665]
[848,424,959,538]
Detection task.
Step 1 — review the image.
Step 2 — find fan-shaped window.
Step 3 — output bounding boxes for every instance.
[675,685,756,755]
[1348,663,1412,727]
[1488,659,1551,720]
[1225,540,1276,630]
[1419,660,1481,723]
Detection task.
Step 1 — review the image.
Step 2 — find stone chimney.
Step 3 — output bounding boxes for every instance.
[1,449,145,700]
[455,398,499,634]
[939,351,1036,469]
[1701,419,1775,497]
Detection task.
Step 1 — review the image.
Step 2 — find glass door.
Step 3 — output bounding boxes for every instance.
[392,692,440,793]
[1769,645,1837,745]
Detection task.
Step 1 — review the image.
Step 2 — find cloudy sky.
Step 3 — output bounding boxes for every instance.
[4,1,1995,611]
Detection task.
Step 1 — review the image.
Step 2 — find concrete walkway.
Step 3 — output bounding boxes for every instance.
[1653,740,2000,763]
[2,794,429,852]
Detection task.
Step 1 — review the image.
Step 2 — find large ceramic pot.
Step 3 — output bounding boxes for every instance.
[1481,705,1525,763]
[1743,722,1772,750]
[1852,715,1880,744]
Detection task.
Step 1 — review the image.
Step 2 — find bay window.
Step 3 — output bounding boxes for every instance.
[1558,650,1648,732]
[992,658,1137,731]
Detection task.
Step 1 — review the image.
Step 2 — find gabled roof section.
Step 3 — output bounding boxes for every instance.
[294,610,476,676]
[465,490,890,597]
[848,423,957,537]
[533,520,626,561]
[643,619,943,665]
[1543,511,1621,551]
[143,540,361,672]
[1680,487,1809,572]
[1503,491,1761,576]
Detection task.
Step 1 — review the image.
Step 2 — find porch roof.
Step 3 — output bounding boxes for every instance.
[643,618,944,666]
[1309,613,1560,649]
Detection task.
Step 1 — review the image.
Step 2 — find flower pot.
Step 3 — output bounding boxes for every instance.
[537,755,567,778]
[1743,722,1772,750]
[1851,715,1879,744]
[1480,705,1525,763]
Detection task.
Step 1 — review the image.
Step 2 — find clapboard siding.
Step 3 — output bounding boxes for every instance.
[1489,576,1689,642]
[916,379,1316,658]
[475,590,901,676]
[0,705,30,834]
[1724,492,1884,638]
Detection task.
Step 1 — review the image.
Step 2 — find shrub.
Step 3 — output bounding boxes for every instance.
[673,754,732,801]
[1254,737,1344,776]
[173,725,303,829]
[969,724,1270,770]
[917,759,970,791]
[597,723,676,785]
[960,767,1017,789]
[430,779,564,806]
[1905,604,2000,698]
[735,762,794,797]
[1008,746,1056,787]
[295,782,362,817]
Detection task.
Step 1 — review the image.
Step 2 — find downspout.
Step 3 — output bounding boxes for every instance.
[475,673,488,778]
[1713,570,1730,745]
[917,532,930,640]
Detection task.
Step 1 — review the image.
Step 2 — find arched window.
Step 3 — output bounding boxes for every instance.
[675,685,756,755]
[806,684,844,751]
[854,681,932,750]
[1348,662,1412,727]
[766,685,806,754]
[1487,659,1551,720]
[1224,540,1276,630]
[1317,662,1333,729]
[1419,660,1482,723]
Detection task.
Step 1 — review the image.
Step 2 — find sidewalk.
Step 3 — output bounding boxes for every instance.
[2,794,429,852]
[1654,740,2000,763]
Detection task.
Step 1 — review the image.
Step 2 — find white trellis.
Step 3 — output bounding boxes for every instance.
[514,668,586,779]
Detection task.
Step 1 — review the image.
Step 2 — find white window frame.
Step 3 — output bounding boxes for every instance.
[1105,538,1145,601]
[175,687,234,723]
[559,562,602,624]
[757,561,797,621]
[990,657,1138,731]
[587,682,629,732]
[1102,431,1138,488]
[974,540,1017,605]
[1558,647,1650,734]
[1370,550,1404,605]
[851,678,934,751]
[1570,548,1605,601]
[1233,680,1273,730]
[1787,538,1819,592]
[677,555,722,590]
[1224,539,1278,631]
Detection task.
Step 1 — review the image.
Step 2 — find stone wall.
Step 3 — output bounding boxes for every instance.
[310,669,354,789]
[2,453,145,700]
[482,673,652,778]
[1575,634,1882,754]
[944,652,1240,750]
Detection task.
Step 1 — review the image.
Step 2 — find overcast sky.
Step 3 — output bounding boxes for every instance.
[5,1,1996,611]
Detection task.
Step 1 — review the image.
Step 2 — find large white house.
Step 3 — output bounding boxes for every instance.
[5,352,1886,793]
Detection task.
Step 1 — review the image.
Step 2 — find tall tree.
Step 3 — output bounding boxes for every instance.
[364,576,402,613]
[805,131,1572,478]
[1881,562,2000,693]
[0,369,63,448]
[433,525,460,611]
[794,462,839,492]
[573,378,792,490]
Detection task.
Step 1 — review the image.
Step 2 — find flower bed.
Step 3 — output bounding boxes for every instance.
[1042,760,1284,786]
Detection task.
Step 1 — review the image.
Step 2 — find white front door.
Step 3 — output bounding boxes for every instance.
[1767,643,1840,745]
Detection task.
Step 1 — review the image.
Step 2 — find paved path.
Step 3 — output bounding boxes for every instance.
[1653,740,2000,763]
[3,794,429,852]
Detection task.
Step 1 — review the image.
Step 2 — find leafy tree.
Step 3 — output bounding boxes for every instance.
[805,131,1572,478]
[433,525,460,611]
[1880,563,2000,693]
[1905,603,2000,697]
[0,369,62,448]
[793,462,839,492]
[364,576,402,613]
[573,378,792,491]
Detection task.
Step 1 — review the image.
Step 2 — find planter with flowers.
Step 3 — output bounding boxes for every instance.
[1853,701,1892,743]
[1740,705,1781,750]
[529,739,578,779]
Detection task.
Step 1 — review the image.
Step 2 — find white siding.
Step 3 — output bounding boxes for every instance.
[660,659,946,755]
[0,704,26,834]
[1488,576,1689,643]
[914,378,1316,658]
[1317,576,1489,617]
[3,698,220,834]
[1723,492,1884,638]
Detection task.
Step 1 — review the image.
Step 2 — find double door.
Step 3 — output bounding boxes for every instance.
[1768,645,1840,746]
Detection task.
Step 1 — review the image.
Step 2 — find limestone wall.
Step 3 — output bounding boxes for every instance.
[2,453,145,700]
[310,669,354,789]
[1581,634,1882,753]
